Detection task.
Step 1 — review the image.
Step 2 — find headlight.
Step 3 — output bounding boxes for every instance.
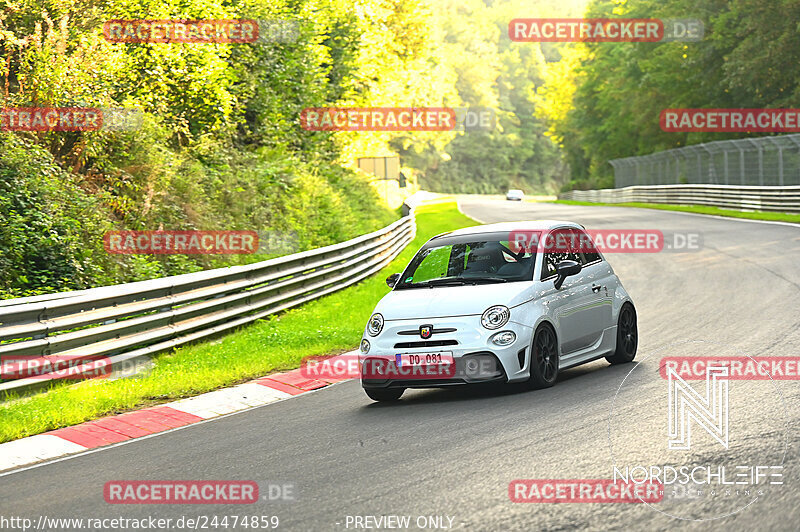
[360,339,371,353]
[490,331,516,346]
[367,313,384,336]
[481,305,510,329]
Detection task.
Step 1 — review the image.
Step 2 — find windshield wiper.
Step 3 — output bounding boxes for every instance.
[420,277,510,287]
[395,278,467,289]
[466,277,509,284]
[400,277,510,289]
[420,278,470,288]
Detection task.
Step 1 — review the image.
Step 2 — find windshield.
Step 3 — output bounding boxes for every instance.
[395,231,538,289]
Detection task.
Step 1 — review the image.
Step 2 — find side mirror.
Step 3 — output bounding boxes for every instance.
[554,260,581,290]
[386,273,401,288]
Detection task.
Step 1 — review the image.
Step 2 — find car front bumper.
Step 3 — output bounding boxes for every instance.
[359,316,534,389]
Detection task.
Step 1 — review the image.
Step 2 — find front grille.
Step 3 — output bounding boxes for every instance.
[393,340,459,349]
[397,327,457,336]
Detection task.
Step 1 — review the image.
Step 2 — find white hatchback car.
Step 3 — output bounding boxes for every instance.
[506,189,524,201]
[359,221,638,401]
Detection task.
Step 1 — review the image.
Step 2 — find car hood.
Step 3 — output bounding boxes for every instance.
[375,282,534,321]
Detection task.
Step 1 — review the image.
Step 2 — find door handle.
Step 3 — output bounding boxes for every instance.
[592,284,602,293]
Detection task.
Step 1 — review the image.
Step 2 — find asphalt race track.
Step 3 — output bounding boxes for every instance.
[1,198,798,531]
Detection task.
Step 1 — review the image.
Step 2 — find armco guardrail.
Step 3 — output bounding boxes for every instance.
[0,211,416,396]
[559,184,800,214]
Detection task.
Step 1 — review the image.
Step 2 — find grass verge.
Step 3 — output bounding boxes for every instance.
[0,201,476,443]
[554,200,800,224]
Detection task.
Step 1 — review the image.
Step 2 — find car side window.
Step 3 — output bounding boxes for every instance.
[578,229,602,266]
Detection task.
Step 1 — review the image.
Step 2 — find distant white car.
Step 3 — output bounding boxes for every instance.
[359,221,638,402]
[506,189,524,201]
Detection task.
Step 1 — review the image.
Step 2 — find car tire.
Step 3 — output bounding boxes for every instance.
[606,303,638,365]
[528,323,559,389]
[364,388,404,402]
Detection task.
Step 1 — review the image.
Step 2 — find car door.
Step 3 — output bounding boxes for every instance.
[541,228,607,356]
[573,228,615,345]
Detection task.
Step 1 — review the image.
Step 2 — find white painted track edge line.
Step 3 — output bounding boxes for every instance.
[456,199,489,224]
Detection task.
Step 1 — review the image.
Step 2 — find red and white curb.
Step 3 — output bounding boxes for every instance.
[0,351,355,473]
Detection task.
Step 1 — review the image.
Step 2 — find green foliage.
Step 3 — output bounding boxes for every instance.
[0,0,400,297]
[551,0,800,189]
[0,133,111,298]
[408,0,574,195]
[0,0,639,296]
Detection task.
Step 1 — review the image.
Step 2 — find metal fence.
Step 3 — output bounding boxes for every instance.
[611,134,800,188]
[559,184,800,213]
[0,211,417,397]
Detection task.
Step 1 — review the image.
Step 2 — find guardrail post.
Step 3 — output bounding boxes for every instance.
[697,152,703,183]
[723,151,729,185]
[784,135,800,186]
[739,148,745,185]
[763,137,785,187]
[671,153,680,183]
[650,159,656,185]
[34,307,48,340]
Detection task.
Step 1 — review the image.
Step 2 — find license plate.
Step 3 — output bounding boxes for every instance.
[396,352,454,367]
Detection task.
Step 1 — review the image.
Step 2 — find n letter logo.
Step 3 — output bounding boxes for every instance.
[667,365,729,450]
